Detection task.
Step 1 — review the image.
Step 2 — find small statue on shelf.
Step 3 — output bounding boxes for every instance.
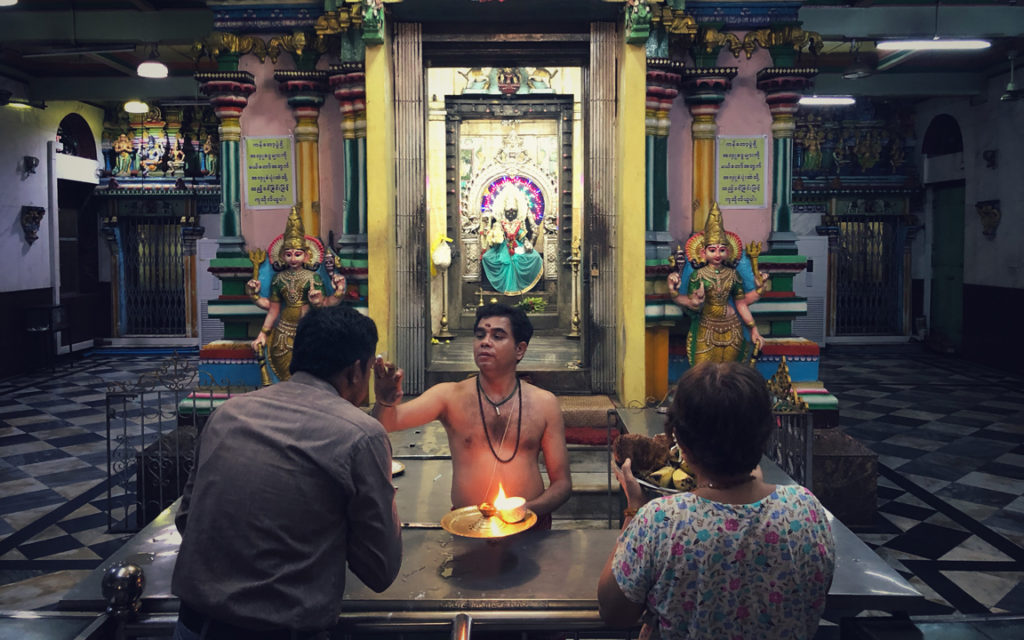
[247,207,346,381]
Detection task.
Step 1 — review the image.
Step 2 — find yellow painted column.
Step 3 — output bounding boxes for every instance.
[617,36,647,405]
[275,71,327,237]
[364,32,396,357]
[681,71,734,234]
[691,119,716,233]
[295,116,320,234]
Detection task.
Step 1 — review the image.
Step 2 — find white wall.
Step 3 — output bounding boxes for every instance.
[914,69,1024,290]
[0,98,104,294]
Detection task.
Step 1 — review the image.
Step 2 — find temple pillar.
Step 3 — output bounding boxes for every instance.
[275,71,327,237]
[681,68,737,234]
[195,71,256,259]
[643,58,683,401]
[328,63,369,311]
[756,68,816,255]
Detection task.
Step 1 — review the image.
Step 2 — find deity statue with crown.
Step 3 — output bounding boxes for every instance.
[480,183,544,295]
[246,207,346,381]
[668,203,768,366]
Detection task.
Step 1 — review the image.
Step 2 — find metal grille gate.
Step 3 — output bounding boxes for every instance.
[834,215,902,335]
[121,216,186,335]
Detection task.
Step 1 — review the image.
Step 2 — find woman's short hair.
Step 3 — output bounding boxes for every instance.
[666,361,773,477]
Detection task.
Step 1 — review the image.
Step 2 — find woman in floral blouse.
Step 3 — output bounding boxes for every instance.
[598,362,835,639]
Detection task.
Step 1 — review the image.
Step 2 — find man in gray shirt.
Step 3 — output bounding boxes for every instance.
[172,305,402,639]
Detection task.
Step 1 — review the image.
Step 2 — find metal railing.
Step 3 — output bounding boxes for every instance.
[105,354,249,532]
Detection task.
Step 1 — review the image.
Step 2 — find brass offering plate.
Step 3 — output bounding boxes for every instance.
[440,506,538,539]
[391,460,405,476]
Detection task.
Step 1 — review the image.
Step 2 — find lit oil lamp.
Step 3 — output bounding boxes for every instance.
[492,484,526,524]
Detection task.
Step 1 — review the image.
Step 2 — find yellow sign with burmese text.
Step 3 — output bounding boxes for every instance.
[244,136,296,209]
[716,136,767,209]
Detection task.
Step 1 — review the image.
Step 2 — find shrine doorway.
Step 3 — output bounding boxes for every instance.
[444,95,575,334]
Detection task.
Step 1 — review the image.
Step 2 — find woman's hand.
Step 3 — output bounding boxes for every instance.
[308,288,324,306]
[612,458,646,514]
[246,279,261,295]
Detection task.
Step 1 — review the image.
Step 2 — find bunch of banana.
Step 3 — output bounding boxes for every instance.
[643,446,697,491]
[646,465,695,491]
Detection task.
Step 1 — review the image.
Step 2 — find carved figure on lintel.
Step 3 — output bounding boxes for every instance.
[667,203,768,366]
[480,184,543,295]
[527,68,558,93]
[247,207,346,382]
[458,67,491,94]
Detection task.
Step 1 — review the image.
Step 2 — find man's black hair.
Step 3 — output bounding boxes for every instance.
[474,302,533,345]
[290,305,378,380]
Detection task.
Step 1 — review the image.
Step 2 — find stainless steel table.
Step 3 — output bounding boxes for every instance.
[393,458,453,527]
[57,408,933,632]
[389,421,451,459]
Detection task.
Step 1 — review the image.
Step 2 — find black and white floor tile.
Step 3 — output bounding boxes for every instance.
[820,344,1024,615]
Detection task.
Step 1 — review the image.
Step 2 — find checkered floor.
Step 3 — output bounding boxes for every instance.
[819,345,1024,615]
[0,344,1022,617]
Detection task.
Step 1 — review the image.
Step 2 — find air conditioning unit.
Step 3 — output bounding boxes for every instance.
[196,238,224,346]
[792,236,828,346]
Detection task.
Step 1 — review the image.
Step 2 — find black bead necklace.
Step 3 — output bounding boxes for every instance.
[477,376,520,415]
[476,377,522,464]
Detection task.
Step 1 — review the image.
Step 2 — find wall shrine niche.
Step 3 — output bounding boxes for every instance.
[100,105,221,181]
[793,99,919,190]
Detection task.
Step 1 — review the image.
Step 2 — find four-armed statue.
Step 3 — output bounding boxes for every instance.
[480,184,543,295]
[668,203,768,366]
[246,207,346,382]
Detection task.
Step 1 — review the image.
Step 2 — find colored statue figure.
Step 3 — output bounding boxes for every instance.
[113,134,133,176]
[480,185,543,295]
[203,135,218,176]
[247,207,346,381]
[667,203,767,366]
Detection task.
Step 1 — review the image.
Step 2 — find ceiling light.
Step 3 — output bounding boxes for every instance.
[137,45,168,79]
[124,100,150,114]
[799,96,855,107]
[877,1,990,53]
[842,40,873,80]
[876,38,991,52]
[0,0,18,7]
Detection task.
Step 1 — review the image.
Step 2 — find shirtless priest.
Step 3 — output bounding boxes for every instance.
[372,303,571,529]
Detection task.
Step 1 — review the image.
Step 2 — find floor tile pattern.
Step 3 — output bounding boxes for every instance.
[819,344,1024,615]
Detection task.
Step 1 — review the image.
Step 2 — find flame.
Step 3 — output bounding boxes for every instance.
[494,483,508,506]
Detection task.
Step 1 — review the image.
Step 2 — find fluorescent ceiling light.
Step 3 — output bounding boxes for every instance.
[0,0,18,7]
[799,96,855,106]
[876,38,991,51]
[124,100,149,114]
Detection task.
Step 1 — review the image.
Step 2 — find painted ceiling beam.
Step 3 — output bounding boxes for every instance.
[0,9,213,44]
[799,6,1024,40]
